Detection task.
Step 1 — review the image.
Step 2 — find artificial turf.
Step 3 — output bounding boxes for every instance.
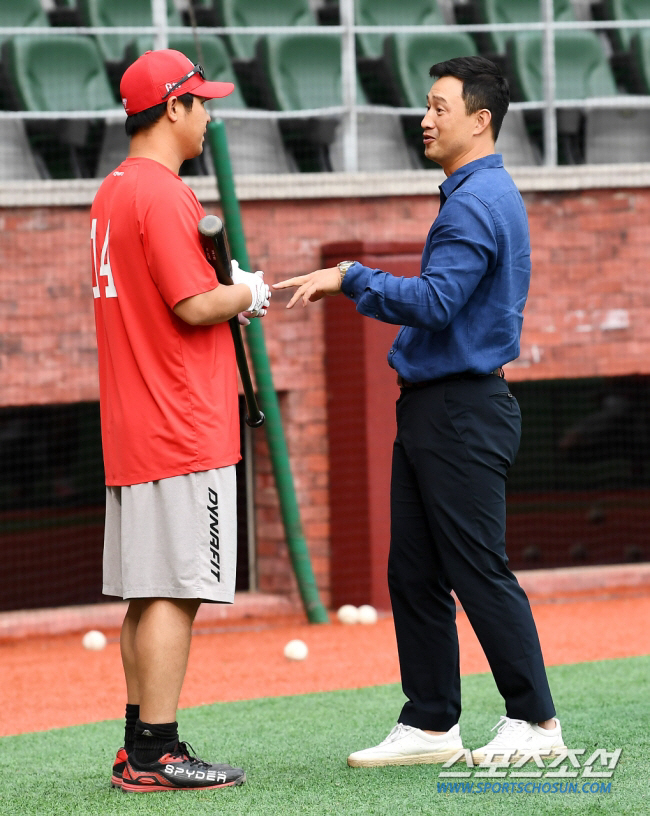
[1,655,647,816]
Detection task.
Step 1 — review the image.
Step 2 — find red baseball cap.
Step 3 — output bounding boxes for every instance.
[120,49,235,115]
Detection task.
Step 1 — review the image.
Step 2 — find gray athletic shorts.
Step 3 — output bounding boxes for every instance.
[103,467,237,603]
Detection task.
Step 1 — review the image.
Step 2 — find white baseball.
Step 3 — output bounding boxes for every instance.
[283,639,308,660]
[336,604,359,624]
[357,604,378,624]
[82,629,107,650]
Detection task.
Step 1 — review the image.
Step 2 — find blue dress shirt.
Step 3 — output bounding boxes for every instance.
[340,154,531,381]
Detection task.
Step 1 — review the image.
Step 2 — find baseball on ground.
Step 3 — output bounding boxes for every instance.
[283,639,308,660]
[82,630,107,650]
[336,604,360,624]
[357,604,378,624]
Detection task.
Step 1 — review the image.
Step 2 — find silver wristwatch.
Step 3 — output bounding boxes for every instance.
[337,260,354,283]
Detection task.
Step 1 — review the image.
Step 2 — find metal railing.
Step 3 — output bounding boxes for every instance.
[1,0,650,171]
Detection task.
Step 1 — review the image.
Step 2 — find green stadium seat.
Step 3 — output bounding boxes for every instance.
[3,35,118,112]
[464,0,574,56]
[256,33,415,172]
[213,0,316,61]
[355,0,447,60]
[3,35,120,177]
[508,30,618,163]
[591,2,650,90]
[0,0,50,110]
[77,0,183,65]
[257,33,342,112]
[508,31,617,102]
[597,0,650,53]
[354,1,450,106]
[630,28,650,91]
[197,0,339,33]
[254,32,342,170]
[383,31,479,108]
[0,1,49,48]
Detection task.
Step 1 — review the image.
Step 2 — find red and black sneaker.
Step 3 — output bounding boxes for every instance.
[111,747,128,789]
[121,741,246,793]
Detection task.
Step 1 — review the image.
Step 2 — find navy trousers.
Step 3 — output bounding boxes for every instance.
[389,373,555,731]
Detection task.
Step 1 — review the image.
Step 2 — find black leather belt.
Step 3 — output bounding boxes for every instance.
[397,368,505,389]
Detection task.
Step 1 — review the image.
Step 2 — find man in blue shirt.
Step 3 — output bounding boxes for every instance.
[274,57,564,766]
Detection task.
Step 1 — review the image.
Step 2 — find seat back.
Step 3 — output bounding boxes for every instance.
[585,107,650,162]
[4,35,117,111]
[497,110,540,167]
[129,35,247,109]
[472,0,574,54]
[384,31,478,108]
[0,121,42,179]
[603,0,650,52]
[78,0,182,63]
[212,119,296,174]
[356,0,446,59]
[257,34,342,110]
[216,0,316,60]
[329,112,417,171]
[631,28,650,92]
[0,0,49,48]
[508,31,617,101]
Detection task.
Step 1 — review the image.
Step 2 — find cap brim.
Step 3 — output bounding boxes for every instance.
[186,76,235,99]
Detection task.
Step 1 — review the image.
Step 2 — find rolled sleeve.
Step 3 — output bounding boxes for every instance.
[340,194,497,331]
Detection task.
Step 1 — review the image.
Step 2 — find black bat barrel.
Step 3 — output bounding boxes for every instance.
[196,215,265,428]
[198,215,232,285]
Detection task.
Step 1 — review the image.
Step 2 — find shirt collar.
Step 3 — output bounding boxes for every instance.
[439,153,504,202]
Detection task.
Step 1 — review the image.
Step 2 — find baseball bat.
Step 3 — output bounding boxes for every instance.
[198,214,265,428]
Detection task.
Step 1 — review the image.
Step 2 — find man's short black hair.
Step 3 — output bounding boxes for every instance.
[429,56,509,141]
[125,92,195,137]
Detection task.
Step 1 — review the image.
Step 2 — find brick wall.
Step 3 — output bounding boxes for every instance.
[2,186,649,605]
[0,208,97,405]
[511,189,650,381]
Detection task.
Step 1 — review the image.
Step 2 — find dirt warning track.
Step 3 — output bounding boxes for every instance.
[1,592,649,737]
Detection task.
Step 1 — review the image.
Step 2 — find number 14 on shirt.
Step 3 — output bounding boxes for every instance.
[91,218,118,299]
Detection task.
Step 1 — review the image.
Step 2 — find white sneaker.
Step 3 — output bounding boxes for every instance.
[472,716,566,764]
[347,723,463,767]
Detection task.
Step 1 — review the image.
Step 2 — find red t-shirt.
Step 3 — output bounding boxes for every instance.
[91,157,240,486]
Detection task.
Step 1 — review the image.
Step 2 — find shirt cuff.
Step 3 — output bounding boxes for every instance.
[340,261,370,301]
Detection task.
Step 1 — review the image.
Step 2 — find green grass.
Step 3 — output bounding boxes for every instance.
[1,656,648,816]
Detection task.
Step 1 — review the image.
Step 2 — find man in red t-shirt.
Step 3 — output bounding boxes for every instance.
[91,49,270,793]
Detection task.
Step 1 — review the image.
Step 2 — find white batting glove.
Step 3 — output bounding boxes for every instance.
[231,260,271,317]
